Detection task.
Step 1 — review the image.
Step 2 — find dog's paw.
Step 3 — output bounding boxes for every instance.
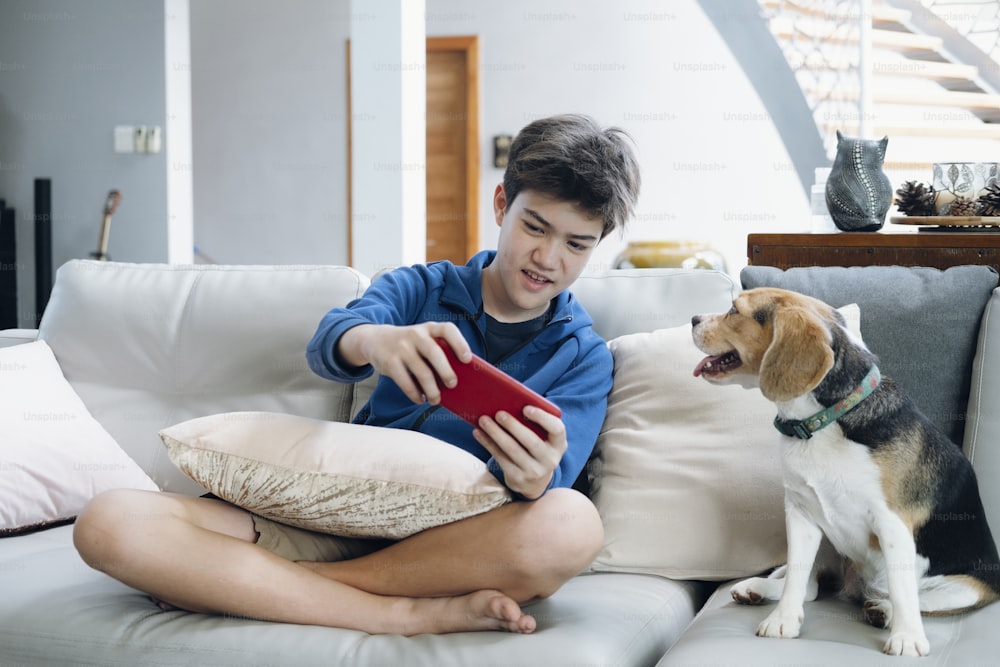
[883,631,930,657]
[863,599,892,629]
[731,580,764,605]
[755,608,802,639]
[731,576,778,605]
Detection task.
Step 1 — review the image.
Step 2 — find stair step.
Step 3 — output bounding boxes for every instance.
[771,18,944,52]
[759,0,910,25]
[821,121,1000,140]
[786,51,978,81]
[810,86,1000,110]
[876,89,1000,110]
[872,59,979,81]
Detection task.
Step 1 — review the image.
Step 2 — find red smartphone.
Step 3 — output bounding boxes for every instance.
[434,338,562,438]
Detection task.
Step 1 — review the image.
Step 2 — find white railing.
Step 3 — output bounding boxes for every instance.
[921,0,1000,61]
[759,0,871,155]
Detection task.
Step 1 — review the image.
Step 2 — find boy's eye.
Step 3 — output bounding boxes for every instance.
[524,221,543,234]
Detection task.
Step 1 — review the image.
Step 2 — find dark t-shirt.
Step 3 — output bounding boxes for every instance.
[483,303,554,364]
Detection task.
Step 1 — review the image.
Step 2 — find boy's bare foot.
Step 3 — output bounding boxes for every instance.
[398,589,537,636]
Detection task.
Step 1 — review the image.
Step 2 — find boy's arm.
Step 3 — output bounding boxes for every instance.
[306,267,427,382]
[336,322,470,406]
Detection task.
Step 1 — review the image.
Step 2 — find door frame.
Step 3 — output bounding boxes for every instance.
[346,35,480,266]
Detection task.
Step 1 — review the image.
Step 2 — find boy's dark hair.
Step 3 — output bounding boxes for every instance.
[502,114,641,239]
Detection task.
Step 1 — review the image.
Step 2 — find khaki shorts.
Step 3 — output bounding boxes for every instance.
[252,514,393,563]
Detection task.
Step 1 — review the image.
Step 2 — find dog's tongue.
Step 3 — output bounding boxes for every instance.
[693,355,725,377]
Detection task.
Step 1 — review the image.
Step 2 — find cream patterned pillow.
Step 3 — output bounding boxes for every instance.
[160,412,512,539]
[589,305,861,581]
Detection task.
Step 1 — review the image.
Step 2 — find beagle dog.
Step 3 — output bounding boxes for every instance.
[690,287,1000,657]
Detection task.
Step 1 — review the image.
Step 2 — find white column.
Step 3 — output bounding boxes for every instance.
[165,0,194,263]
[350,0,426,276]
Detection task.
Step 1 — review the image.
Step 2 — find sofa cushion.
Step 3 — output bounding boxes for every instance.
[589,306,862,581]
[657,578,1000,666]
[740,264,998,445]
[588,323,784,580]
[0,525,710,667]
[0,340,158,536]
[37,261,370,495]
[160,412,512,539]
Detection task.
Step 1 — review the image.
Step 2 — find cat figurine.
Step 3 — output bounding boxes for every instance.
[825,131,893,232]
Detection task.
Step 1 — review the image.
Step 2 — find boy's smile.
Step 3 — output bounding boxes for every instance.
[482,186,604,323]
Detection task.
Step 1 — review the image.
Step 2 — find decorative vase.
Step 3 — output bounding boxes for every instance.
[613,240,727,271]
[932,162,999,215]
[824,131,893,232]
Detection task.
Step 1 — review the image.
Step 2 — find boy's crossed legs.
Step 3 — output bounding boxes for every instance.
[73,486,602,635]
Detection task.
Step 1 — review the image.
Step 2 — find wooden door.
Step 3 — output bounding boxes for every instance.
[345,36,479,266]
[426,36,479,264]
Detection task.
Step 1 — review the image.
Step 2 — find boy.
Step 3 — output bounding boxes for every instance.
[74,114,641,635]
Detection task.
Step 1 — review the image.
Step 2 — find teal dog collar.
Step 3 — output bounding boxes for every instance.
[773,365,881,440]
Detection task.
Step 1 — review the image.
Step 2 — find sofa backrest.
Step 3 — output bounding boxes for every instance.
[31,262,739,495]
[571,268,738,340]
[38,261,370,494]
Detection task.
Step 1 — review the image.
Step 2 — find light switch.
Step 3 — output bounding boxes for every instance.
[134,126,148,153]
[114,125,135,153]
[145,126,162,153]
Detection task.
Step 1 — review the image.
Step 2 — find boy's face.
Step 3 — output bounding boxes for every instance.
[483,185,604,322]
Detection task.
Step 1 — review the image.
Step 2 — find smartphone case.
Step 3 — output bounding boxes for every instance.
[435,339,561,438]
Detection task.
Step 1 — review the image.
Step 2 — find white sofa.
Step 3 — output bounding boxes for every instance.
[1,259,999,666]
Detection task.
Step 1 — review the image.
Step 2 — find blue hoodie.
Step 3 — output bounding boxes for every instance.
[306,250,613,496]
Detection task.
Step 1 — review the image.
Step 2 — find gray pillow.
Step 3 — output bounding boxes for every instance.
[740,265,998,445]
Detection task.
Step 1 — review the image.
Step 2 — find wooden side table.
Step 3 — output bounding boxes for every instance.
[747,232,1000,275]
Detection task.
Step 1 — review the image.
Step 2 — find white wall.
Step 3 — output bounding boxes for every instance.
[1,0,812,294]
[187,0,810,275]
[425,0,809,276]
[188,0,351,266]
[0,0,191,325]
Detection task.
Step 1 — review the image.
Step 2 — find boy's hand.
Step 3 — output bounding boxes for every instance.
[337,322,470,405]
[473,406,567,500]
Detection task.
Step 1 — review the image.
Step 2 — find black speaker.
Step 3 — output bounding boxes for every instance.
[0,200,16,329]
[34,178,52,327]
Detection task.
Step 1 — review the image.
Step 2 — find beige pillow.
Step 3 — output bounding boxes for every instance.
[589,305,861,580]
[160,412,512,539]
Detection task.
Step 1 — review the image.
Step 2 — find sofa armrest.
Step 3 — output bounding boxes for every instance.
[965,286,1000,525]
[0,329,39,348]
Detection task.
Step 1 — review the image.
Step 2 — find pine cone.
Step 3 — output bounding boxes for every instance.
[948,196,978,217]
[978,182,1000,217]
[894,180,936,216]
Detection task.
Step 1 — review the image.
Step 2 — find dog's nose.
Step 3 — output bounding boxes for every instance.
[691,315,702,327]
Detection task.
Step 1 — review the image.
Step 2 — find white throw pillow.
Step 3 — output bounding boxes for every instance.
[0,341,159,536]
[589,305,861,580]
[160,412,513,539]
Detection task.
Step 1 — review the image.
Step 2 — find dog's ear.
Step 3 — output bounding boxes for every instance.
[759,306,835,402]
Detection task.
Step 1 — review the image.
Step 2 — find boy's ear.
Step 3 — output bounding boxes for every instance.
[492,184,507,226]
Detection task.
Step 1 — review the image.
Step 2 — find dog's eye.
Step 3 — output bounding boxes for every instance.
[754,310,768,325]
[727,305,738,316]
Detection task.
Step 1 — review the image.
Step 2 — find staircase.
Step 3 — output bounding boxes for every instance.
[760,0,1000,186]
